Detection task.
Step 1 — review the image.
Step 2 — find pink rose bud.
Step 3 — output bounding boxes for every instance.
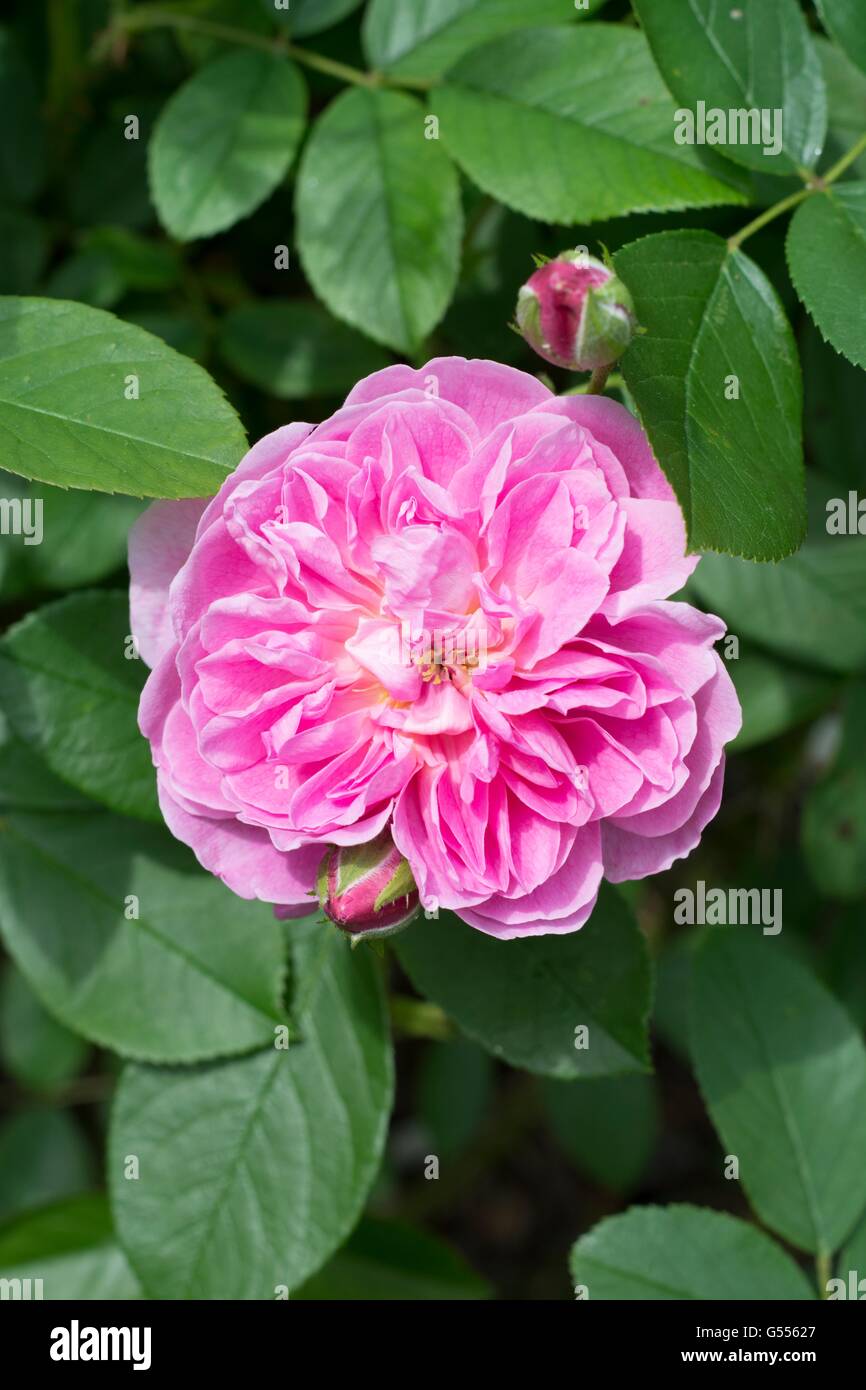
[317,831,420,939]
[516,250,635,372]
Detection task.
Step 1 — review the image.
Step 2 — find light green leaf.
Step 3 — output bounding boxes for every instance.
[363,0,599,80]
[570,1204,815,1300]
[615,230,804,561]
[0,1111,94,1223]
[802,681,866,900]
[692,931,866,1256]
[149,50,306,241]
[431,26,749,227]
[728,651,838,753]
[396,888,652,1080]
[0,962,89,1093]
[632,0,826,175]
[0,297,247,498]
[0,29,45,203]
[543,1074,659,1195]
[219,299,391,398]
[295,1217,490,1300]
[296,87,462,353]
[0,592,159,821]
[690,533,866,675]
[110,922,393,1298]
[0,1196,142,1300]
[815,0,866,77]
[787,183,866,369]
[0,810,289,1063]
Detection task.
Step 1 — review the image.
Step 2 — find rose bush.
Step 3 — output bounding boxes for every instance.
[131,357,740,938]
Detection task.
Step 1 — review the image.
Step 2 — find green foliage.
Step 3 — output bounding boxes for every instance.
[109,923,393,1298]
[0,299,247,498]
[0,811,289,1062]
[543,1073,659,1194]
[615,231,804,560]
[787,183,866,369]
[396,888,652,1079]
[0,1196,142,1300]
[219,299,391,398]
[0,1109,94,1223]
[632,0,826,175]
[0,593,159,820]
[0,962,88,1092]
[433,26,748,226]
[295,1217,490,1299]
[692,932,866,1256]
[570,1205,815,1300]
[0,0,864,1306]
[296,86,462,353]
[150,50,307,241]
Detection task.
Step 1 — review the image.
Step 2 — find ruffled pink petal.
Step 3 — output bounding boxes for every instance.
[129,499,206,667]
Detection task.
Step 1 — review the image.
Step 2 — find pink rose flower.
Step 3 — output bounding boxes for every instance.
[130,357,740,939]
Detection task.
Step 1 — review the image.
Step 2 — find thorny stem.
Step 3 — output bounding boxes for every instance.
[95,7,432,90]
[728,129,866,251]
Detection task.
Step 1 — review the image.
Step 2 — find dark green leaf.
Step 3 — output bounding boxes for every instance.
[817,38,866,181]
[816,0,866,77]
[296,87,462,353]
[265,0,363,38]
[396,888,652,1080]
[787,183,866,369]
[0,962,89,1092]
[0,709,91,813]
[543,1073,659,1194]
[632,0,826,175]
[802,681,866,900]
[295,1217,490,1300]
[692,931,866,1255]
[0,1111,94,1223]
[417,1036,493,1159]
[615,230,804,561]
